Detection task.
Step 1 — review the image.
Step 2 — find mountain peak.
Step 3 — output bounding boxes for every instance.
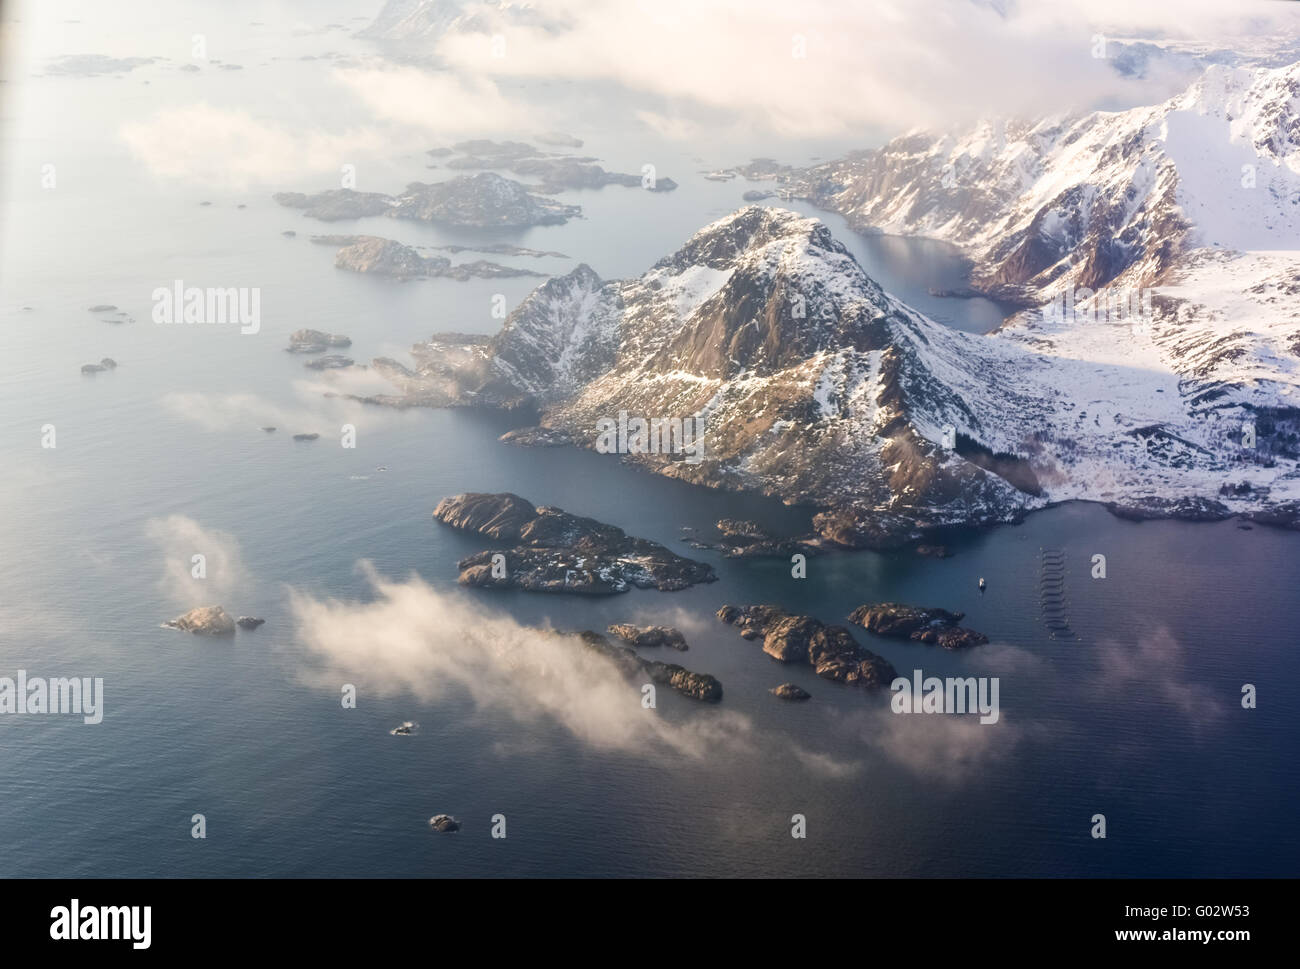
[655,205,834,271]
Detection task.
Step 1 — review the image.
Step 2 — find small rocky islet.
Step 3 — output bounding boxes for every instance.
[310,234,547,282]
[162,605,236,636]
[847,602,989,649]
[303,353,355,371]
[286,329,351,354]
[682,519,827,559]
[433,492,716,594]
[717,605,898,689]
[163,606,264,636]
[606,624,689,651]
[273,171,581,228]
[575,630,721,702]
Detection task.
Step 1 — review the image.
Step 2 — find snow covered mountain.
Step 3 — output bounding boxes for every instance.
[740,62,1300,309]
[359,0,560,44]
[366,204,1300,544]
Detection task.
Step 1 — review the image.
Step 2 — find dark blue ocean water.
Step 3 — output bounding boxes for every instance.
[1,2,1297,878]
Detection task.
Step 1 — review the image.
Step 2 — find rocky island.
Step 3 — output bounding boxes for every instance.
[303,354,355,370]
[163,605,237,636]
[286,329,351,353]
[311,234,546,282]
[606,624,689,651]
[576,630,721,701]
[434,139,677,194]
[433,492,716,594]
[682,519,826,559]
[275,171,580,229]
[272,188,391,221]
[717,605,897,688]
[847,603,989,649]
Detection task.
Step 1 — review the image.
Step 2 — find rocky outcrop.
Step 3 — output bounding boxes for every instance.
[770,683,811,700]
[428,814,460,832]
[299,356,351,369]
[435,492,716,594]
[163,605,236,636]
[287,329,351,353]
[273,188,392,221]
[312,234,546,281]
[393,171,582,227]
[431,139,676,194]
[1102,497,1232,522]
[683,519,826,559]
[577,631,721,701]
[304,354,355,370]
[236,616,265,630]
[498,426,573,447]
[606,624,688,651]
[847,602,989,649]
[915,544,951,558]
[276,173,580,228]
[811,507,921,550]
[716,605,897,688]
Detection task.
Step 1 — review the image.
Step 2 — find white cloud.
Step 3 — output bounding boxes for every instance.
[287,563,759,759]
[1095,627,1225,722]
[331,66,541,136]
[145,514,249,610]
[283,564,1034,779]
[422,0,1300,138]
[119,103,388,190]
[160,371,416,436]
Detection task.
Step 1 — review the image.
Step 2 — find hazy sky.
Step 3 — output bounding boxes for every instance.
[9,0,1300,189]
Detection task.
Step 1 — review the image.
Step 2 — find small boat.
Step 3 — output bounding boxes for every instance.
[978,577,986,591]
